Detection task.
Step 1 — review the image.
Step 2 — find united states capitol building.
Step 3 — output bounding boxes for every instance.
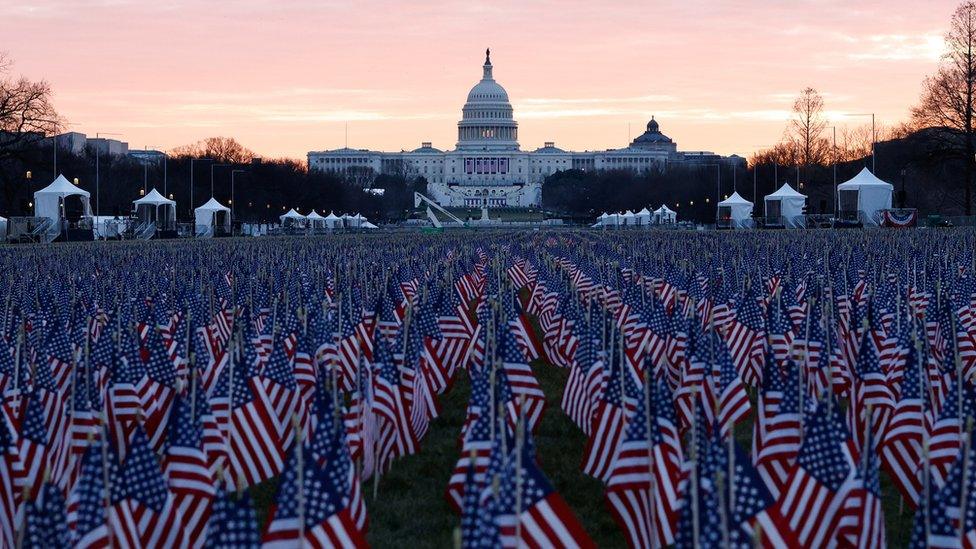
[308,50,744,208]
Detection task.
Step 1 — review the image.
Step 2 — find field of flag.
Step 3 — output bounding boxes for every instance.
[0,228,974,547]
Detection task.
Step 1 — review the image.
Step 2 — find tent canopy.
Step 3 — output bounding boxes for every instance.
[133,188,175,207]
[764,183,806,226]
[280,208,305,222]
[194,197,230,231]
[34,174,91,222]
[306,210,325,220]
[132,188,176,229]
[717,192,753,227]
[836,167,893,225]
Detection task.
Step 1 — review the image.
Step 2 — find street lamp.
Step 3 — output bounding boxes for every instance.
[94,131,123,217]
[189,158,213,218]
[230,169,245,222]
[211,164,231,196]
[25,171,32,215]
[844,113,876,172]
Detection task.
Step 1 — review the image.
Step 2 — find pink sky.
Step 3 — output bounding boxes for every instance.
[0,0,956,160]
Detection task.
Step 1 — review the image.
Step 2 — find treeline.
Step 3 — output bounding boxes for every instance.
[0,141,426,223]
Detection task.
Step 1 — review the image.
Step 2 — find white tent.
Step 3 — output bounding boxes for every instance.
[764,183,807,228]
[279,208,306,229]
[361,221,378,229]
[0,216,6,240]
[635,208,652,226]
[306,210,326,229]
[132,188,177,230]
[620,210,636,226]
[655,205,677,224]
[194,197,231,237]
[34,174,91,225]
[324,211,343,229]
[836,167,893,226]
[717,192,753,229]
[342,213,364,229]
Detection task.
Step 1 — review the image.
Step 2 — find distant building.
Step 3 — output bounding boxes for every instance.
[88,137,129,156]
[42,132,129,157]
[308,49,745,208]
[128,149,167,164]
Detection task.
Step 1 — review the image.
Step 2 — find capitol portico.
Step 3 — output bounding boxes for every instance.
[308,49,744,209]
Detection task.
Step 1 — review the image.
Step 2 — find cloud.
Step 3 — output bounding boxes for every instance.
[847,33,944,61]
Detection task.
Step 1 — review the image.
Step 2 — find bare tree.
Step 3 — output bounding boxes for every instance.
[912,1,976,215]
[0,53,61,212]
[0,53,60,162]
[171,136,255,164]
[789,87,829,177]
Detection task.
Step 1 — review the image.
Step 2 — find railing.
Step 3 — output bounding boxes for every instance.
[6,217,55,243]
[135,221,157,240]
[194,224,213,238]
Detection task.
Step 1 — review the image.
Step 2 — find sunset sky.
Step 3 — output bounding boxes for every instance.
[0,0,956,160]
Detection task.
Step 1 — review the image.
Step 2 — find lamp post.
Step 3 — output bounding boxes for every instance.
[94,132,123,217]
[845,112,876,172]
[25,171,32,215]
[189,158,213,219]
[702,163,721,221]
[211,164,231,196]
[230,169,245,223]
[832,126,838,216]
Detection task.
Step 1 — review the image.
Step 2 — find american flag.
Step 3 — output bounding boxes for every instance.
[724,290,766,387]
[446,400,493,512]
[371,331,418,467]
[163,393,215,545]
[775,400,855,548]
[879,342,928,508]
[67,439,113,548]
[511,435,595,549]
[262,443,367,548]
[605,375,681,547]
[210,364,284,491]
[0,418,15,548]
[581,341,627,482]
[110,426,188,547]
[836,423,886,549]
[499,327,546,433]
[24,481,70,547]
[708,332,751,440]
[204,489,262,548]
[754,361,801,499]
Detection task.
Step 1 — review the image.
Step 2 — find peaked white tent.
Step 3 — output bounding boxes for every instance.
[132,188,176,230]
[620,210,636,226]
[836,167,893,226]
[764,183,807,228]
[306,210,326,229]
[717,192,753,229]
[635,208,652,226]
[361,221,378,229]
[342,213,364,229]
[324,211,343,229]
[279,208,306,229]
[34,174,91,225]
[194,197,230,237]
[655,205,677,224]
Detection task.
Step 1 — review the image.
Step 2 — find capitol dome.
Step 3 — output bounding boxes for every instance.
[457,49,519,151]
[629,115,676,151]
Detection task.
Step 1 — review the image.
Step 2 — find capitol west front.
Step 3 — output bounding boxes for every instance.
[308,50,743,209]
